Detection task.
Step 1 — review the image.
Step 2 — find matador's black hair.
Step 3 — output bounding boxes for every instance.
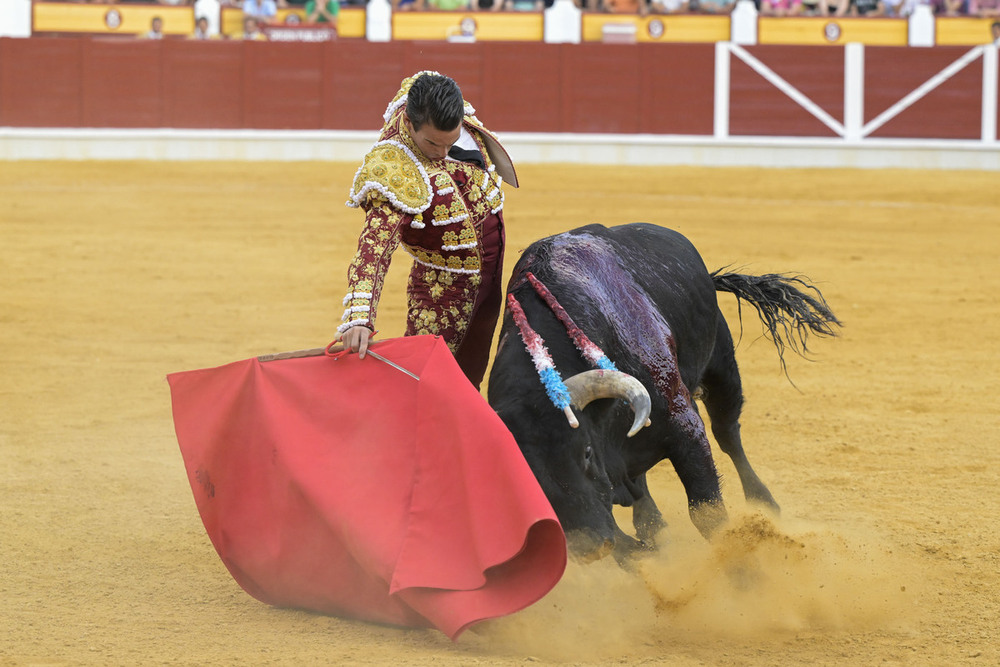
[406,74,464,132]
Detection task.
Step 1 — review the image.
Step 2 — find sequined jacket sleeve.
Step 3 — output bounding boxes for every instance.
[338,193,407,334]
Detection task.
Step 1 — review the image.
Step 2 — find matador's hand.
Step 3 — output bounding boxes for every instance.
[338,325,373,359]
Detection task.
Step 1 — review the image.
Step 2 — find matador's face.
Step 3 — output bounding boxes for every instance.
[404,116,461,162]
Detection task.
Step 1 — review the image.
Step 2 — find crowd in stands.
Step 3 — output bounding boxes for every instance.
[753,0,1000,17]
[75,0,1000,19]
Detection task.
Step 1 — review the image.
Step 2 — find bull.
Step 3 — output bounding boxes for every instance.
[487,223,840,559]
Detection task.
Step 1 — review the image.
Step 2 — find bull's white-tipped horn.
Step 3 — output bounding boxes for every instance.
[563,369,652,437]
[563,405,579,429]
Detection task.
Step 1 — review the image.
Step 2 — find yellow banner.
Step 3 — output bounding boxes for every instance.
[222,8,365,38]
[758,17,908,46]
[33,2,194,36]
[391,12,543,41]
[31,5,995,46]
[582,14,729,43]
[936,17,998,45]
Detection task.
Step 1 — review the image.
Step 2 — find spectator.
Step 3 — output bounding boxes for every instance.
[494,0,544,9]
[306,0,339,23]
[882,0,935,15]
[190,15,217,38]
[848,0,886,15]
[192,0,222,32]
[159,0,193,6]
[243,0,278,22]
[969,0,1000,15]
[650,0,688,13]
[818,0,850,15]
[993,20,1000,42]
[697,0,739,13]
[392,0,424,9]
[424,0,472,8]
[940,0,965,14]
[143,16,165,38]
[241,15,269,38]
[603,0,650,13]
[759,0,803,14]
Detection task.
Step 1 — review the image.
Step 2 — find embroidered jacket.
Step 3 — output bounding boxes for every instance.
[339,72,517,336]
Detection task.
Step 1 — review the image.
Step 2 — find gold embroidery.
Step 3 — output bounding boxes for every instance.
[458,227,475,246]
[433,203,451,224]
[351,143,430,212]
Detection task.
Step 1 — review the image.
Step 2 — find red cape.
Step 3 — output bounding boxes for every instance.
[167,335,566,639]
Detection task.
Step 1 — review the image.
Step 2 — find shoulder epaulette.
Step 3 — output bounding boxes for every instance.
[347,140,433,214]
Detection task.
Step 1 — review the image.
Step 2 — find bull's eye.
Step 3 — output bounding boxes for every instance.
[583,446,594,467]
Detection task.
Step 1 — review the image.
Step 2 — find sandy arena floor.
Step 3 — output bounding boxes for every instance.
[1,160,998,666]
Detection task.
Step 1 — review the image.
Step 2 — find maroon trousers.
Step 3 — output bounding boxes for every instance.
[453,214,505,390]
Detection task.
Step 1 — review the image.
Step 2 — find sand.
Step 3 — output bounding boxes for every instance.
[2,160,998,666]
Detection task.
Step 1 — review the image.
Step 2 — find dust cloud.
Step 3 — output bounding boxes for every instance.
[473,511,921,662]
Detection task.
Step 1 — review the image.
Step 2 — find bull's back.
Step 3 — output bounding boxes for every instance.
[508,223,719,388]
[511,223,716,316]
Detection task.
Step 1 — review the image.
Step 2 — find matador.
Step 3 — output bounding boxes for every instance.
[337,71,518,390]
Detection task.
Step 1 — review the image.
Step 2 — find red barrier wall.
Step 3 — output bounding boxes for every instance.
[0,38,713,135]
[0,37,990,141]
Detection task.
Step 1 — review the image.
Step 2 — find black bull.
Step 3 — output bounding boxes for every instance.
[487,223,840,558]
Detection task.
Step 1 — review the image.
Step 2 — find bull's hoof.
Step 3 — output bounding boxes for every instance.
[566,530,615,563]
[611,535,654,569]
[690,500,729,540]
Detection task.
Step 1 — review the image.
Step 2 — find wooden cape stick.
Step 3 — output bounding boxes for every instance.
[257,344,420,381]
[257,347,332,362]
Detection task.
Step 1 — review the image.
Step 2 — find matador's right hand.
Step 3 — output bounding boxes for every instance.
[338,325,373,359]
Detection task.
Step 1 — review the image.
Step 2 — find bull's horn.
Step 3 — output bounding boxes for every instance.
[563,369,652,437]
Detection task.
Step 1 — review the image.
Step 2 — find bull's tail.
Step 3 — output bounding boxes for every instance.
[712,270,842,375]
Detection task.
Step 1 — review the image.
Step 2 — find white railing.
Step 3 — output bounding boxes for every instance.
[713,39,999,143]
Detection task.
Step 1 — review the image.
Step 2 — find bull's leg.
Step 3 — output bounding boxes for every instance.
[627,473,666,545]
[699,316,780,512]
[639,332,728,539]
[667,429,729,539]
